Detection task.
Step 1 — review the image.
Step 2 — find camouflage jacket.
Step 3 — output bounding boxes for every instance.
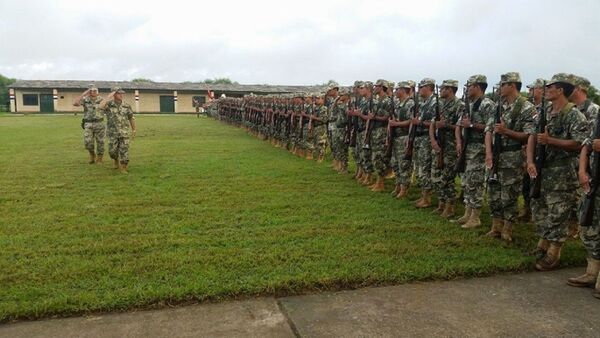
[434,96,464,140]
[458,96,495,142]
[80,96,104,121]
[393,97,415,137]
[485,96,535,148]
[104,100,135,138]
[418,94,437,134]
[332,101,349,128]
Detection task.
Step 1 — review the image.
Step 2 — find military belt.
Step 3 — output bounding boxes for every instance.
[84,119,104,123]
[542,157,573,169]
[500,144,523,152]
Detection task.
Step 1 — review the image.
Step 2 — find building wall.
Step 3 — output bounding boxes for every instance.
[13,89,207,113]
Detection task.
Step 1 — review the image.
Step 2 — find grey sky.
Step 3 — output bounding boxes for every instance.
[1,0,599,87]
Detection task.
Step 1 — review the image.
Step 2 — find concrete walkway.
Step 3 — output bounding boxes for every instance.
[2,268,599,338]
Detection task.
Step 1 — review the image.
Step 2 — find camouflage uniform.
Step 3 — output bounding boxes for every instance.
[530,101,588,243]
[392,82,415,188]
[358,84,375,174]
[312,103,329,158]
[431,80,464,204]
[303,100,314,152]
[486,73,535,224]
[104,98,135,164]
[460,89,495,210]
[81,95,106,155]
[370,81,394,177]
[415,78,437,191]
[331,96,349,168]
[580,109,600,260]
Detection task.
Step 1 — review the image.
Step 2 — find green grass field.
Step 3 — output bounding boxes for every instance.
[0,114,585,322]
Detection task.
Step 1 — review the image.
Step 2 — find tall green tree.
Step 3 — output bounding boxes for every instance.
[0,74,16,111]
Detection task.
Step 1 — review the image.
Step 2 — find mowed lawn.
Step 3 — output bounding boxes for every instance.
[0,114,585,321]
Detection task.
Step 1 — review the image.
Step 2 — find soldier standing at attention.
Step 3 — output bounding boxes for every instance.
[310,94,329,162]
[569,94,600,297]
[358,81,375,186]
[526,73,588,271]
[389,80,416,199]
[367,80,393,192]
[485,72,534,242]
[332,90,350,173]
[570,75,599,124]
[430,80,464,218]
[413,78,437,208]
[73,85,105,164]
[99,87,137,173]
[456,75,495,229]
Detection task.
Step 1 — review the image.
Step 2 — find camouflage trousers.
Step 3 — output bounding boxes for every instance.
[302,124,313,151]
[108,136,131,164]
[392,135,412,187]
[431,140,457,203]
[530,165,579,243]
[312,125,328,157]
[357,129,373,174]
[83,121,106,155]
[331,126,349,165]
[488,150,524,223]
[580,193,600,259]
[462,143,486,209]
[370,127,387,177]
[414,135,432,190]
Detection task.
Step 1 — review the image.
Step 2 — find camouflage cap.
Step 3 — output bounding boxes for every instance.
[396,80,416,89]
[500,72,521,84]
[364,81,374,88]
[570,74,591,90]
[526,78,546,89]
[467,74,487,86]
[375,79,389,88]
[418,78,435,88]
[339,88,351,96]
[353,80,364,88]
[111,86,125,94]
[546,73,574,87]
[327,81,340,91]
[441,79,459,88]
[88,84,98,91]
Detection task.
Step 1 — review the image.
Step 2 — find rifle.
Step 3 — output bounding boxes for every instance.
[350,95,359,147]
[344,96,353,145]
[299,103,304,138]
[362,94,375,150]
[580,112,600,226]
[530,82,547,199]
[455,87,470,173]
[404,89,419,160]
[308,96,315,137]
[433,85,444,169]
[488,87,503,184]
[385,96,395,158]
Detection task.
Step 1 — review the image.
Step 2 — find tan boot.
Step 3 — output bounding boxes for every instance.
[317,154,324,163]
[595,275,600,299]
[568,221,581,240]
[396,185,409,199]
[431,201,444,214]
[113,159,120,169]
[120,163,129,174]
[95,154,103,164]
[415,190,432,208]
[455,207,472,225]
[531,239,550,261]
[306,151,314,160]
[485,218,503,238]
[88,151,96,164]
[391,185,401,197]
[501,221,514,243]
[440,202,455,219]
[356,169,364,182]
[339,162,348,174]
[361,173,373,186]
[567,258,600,287]
[535,241,563,271]
[385,168,395,179]
[462,208,482,229]
[371,176,385,192]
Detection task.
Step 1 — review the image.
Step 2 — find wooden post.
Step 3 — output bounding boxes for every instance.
[9,88,16,112]
[134,90,140,113]
[53,89,58,112]
[173,91,178,113]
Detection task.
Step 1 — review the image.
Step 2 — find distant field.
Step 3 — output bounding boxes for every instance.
[0,115,585,322]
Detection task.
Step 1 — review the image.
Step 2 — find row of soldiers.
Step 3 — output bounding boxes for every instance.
[212,72,600,299]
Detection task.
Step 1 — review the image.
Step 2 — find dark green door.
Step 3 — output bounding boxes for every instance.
[40,94,54,113]
[159,96,174,113]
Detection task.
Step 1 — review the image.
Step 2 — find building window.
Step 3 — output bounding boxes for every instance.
[23,94,39,106]
[192,96,206,107]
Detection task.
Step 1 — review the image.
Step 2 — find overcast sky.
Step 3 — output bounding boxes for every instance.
[1,0,599,87]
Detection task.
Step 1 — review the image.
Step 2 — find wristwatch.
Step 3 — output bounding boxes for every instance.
[469,123,474,128]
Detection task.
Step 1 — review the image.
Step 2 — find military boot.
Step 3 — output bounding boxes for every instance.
[440,202,455,219]
[415,190,432,208]
[485,218,503,238]
[594,275,600,299]
[317,154,324,163]
[306,151,314,160]
[391,185,401,197]
[501,221,514,243]
[567,258,600,287]
[113,158,120,169]
[355,168,364,181]
[120,163,129,174]
[370,176,385,192]
[462,208,482,229]
[95,154,103,164]
[535,241,563,271]
[88,151,96,164]
[396,185,409,199]
[531,239,550,261]
[339,162,348,174]
[431,201,444,214]
[455,207,472,225]
[360,173,372,186]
